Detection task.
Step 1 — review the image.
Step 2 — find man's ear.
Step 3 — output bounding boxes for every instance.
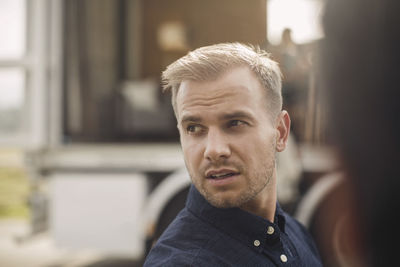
[275,110,291,152]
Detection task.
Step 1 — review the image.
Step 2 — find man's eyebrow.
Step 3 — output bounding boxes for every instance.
[180,115,202,124]
[221,111,254,120]
[180,111,255,124]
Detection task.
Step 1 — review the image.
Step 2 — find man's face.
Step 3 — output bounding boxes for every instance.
[176,66,287,209]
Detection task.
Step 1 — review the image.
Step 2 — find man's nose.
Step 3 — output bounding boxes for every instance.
[204,129,231,162]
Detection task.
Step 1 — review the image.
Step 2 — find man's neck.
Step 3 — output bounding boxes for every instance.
[239,177,277,222]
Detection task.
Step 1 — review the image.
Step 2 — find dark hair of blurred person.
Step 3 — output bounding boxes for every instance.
[320,0,400,266]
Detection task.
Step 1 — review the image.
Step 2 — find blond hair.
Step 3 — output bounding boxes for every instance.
[162,43,282,118]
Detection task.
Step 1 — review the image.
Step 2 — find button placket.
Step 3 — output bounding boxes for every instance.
[265,224,280,246]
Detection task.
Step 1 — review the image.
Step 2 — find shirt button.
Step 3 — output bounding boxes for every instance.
[280,254,288,263]
[253,240,261,247]
[267,226,275,235]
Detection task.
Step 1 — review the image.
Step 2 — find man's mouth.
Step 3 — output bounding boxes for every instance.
[206,169,239,180]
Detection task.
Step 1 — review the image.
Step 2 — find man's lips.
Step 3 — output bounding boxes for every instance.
[205,169,240,179]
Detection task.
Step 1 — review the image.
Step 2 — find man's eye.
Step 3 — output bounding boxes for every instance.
[186,125,202,133]
[228,120,246,127]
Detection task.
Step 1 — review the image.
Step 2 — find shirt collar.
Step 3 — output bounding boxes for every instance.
[186,185,287,250]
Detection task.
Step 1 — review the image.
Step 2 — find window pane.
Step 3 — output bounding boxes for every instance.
[0,68,25,133]
[0,0,26,59]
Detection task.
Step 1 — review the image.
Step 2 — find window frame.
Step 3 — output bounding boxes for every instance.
[0,0,64,149]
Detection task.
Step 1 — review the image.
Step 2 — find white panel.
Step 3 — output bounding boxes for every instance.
[50,173,148,257]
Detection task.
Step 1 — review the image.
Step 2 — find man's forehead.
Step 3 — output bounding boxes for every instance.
[174,66,268,118]
[178,81,245,98]
[177,67,261,96]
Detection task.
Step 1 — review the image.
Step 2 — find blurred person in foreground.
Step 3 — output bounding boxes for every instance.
[144,43,322,266]
[319,0,400,266]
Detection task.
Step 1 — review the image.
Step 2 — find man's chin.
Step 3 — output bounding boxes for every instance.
[203,191,246,209]
[193,180,249,208]
[207,199,238,209]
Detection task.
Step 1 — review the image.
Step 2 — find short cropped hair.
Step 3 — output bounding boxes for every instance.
[162,42,283,118]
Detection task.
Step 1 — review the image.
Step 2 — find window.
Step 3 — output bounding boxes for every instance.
[0,0,57,148]
[0,0,27,140]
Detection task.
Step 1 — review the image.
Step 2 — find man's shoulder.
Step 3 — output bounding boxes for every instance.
[157,207,215,242]
[143,250,199,267]
[144,236,231,267]
[144,208,219,266]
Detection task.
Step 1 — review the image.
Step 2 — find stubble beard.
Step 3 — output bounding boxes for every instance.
[188,143,277,209]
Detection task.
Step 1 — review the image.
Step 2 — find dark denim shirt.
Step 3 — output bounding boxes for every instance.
[144,185,322,266]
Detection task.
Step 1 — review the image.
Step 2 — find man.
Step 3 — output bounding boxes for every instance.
[144,43,321,266]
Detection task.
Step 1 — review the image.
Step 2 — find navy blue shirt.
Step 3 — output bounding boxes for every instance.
[144,185,322,266]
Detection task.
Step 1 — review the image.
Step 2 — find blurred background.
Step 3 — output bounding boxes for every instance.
[0,0,336,266]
